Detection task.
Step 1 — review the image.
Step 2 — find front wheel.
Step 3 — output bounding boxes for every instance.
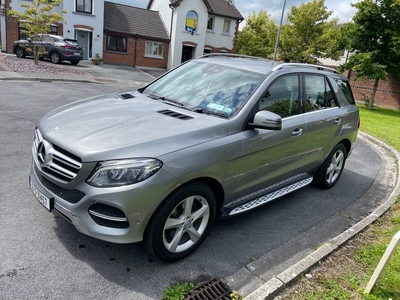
[15,47,26,58]
[144,182,216,262]
[313,143,347,189]
[50,52,61,64]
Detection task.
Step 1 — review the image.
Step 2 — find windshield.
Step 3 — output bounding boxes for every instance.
[141,60,263,117]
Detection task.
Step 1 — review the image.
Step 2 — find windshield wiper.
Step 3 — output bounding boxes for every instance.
[146,94,185,108]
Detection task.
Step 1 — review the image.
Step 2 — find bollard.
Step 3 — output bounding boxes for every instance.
[364,231,400,294]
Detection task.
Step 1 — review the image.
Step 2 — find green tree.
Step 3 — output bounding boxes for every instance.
[8,0,65,65]
[279,0,338,63]
[339,0,400,110]
[234,10,278,59]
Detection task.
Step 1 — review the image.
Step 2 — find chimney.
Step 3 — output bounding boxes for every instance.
[227,0,234,4]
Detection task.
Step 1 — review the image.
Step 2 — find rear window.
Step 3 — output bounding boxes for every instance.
[335,79,355,105]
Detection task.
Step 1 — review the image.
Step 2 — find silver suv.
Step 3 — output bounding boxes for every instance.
[29,54,359,261]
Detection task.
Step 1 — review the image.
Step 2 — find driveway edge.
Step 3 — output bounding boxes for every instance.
[244,132,400,300]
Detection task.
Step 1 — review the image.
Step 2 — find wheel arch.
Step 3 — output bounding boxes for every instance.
[337,138,352,157]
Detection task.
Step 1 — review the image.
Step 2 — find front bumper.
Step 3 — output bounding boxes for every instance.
[29,160,177,244]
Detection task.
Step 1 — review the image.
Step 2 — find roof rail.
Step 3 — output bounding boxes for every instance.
[272,63,339,74]
[198,53,274,62]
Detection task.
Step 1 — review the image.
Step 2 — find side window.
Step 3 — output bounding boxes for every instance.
[259,75,300,118]
[304,75,337,112]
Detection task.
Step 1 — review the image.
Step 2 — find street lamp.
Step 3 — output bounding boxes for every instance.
[273,0,287,62]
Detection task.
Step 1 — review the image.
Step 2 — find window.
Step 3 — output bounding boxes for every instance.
[76,0,92,14]
[207,17,214,31]
[304,75,337,111]
[145,41,164,57]
[106,35,127,52]
[203,48,212,54]
[186,11,198,35]
[259,75,300,118]
[50,25,58,35]
[18,22,28,40]
[223,19,231,34]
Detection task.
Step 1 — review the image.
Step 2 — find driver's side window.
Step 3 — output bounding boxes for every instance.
[258,75,300,118]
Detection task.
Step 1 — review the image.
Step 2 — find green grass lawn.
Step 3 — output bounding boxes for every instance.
[280,105,400,300]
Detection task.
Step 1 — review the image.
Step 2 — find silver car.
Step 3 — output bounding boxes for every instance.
[29,55,359,261]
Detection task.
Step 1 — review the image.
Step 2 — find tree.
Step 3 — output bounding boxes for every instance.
[279,0,338,63]
[8,0,65,65]
[339,0,400,110]
[234,10,278,59]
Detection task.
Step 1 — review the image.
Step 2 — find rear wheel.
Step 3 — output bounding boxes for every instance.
[313,143,347,189]
[70,60,79,65]
[50,52,61,64]
[15,47,26,58]
[144,182,216,262]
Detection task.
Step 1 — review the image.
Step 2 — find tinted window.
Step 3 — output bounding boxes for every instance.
[304,75,337,112]
[259,75,300,118]
[335,79,355,105]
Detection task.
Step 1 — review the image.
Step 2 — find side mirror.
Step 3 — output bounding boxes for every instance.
[249,110,282,130]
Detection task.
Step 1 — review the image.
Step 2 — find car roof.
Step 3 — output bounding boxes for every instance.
[196,54,347,80]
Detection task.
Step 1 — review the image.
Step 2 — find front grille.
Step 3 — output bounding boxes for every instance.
[34,165,85,204]
[88,203,129,229]
[33,128,82,183]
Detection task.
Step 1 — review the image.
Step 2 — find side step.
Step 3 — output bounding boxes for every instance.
[229,177,313,216]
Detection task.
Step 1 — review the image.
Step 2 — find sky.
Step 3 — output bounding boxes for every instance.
[107,0,358,26]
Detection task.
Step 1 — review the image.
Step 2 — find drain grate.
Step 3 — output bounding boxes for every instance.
[184,278,232,300]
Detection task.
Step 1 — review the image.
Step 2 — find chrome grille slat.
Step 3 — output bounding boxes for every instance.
[32,128,82,183]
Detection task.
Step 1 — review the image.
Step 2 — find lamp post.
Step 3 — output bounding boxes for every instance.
[273,0,287,62]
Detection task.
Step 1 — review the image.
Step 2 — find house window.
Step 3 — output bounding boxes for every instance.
[203,48,212,54]
[185,11,198,35]
[106,35,127,52]
[223,19,231,34]
[145,41,164,57]
[76,0,92,14]
[50,25,58,35]
[18,22,28,40]
[207,17,214,31]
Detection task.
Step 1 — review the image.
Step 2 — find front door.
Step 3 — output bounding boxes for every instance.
[75,30,91,60]
[181,46,194,63]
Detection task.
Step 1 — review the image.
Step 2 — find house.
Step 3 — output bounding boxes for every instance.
[1,0,243,70]
[148,0,243,69]
[103,2,169,69]
[1,0,105,59]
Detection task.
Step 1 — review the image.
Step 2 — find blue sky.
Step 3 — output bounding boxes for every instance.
[107,0,357,25]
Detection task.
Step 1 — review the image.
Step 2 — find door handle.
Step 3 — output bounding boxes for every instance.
[334,118,341,125]
[292,128,303,136]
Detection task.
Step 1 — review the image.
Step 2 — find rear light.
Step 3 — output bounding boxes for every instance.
[62,44,74,49]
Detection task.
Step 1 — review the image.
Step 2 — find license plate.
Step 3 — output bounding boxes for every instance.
[29,178,53,211]
[74,53,81,56]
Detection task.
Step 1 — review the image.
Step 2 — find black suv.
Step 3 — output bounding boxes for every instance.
[13,34,83,65]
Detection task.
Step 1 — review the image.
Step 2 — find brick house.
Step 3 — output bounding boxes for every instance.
[103,2,169,69]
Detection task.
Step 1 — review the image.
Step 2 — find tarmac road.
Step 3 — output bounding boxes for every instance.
[0,58,398,299]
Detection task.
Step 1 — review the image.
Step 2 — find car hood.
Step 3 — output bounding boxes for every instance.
[38,91,230,161]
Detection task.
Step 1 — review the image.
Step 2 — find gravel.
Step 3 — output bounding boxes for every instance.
[1,59,90,77]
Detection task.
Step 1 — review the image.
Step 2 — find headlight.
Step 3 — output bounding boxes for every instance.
[86,158,163,187]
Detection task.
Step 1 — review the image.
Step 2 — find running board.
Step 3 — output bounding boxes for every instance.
[229,177,313,216]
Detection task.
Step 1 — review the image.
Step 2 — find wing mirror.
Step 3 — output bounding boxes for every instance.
[249,110,282,130]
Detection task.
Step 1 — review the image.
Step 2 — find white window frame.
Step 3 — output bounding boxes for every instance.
[76,0,93,14]
[223,19,231,34]
[145,41,164,58]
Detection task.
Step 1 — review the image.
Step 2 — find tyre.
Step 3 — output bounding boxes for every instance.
[70,60,79,65]
[313,143,347,189]
[144,182,216,262]
[15,47,26,58]
[50,52,61,64]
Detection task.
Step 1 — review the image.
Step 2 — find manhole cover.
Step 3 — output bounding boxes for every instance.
[184,278,233,300]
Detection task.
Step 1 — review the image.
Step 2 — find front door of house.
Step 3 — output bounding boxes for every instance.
[181,46,194,63]
[75,30,91,60]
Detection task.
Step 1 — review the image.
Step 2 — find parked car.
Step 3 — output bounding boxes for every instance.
[29,54,360,261]
[13,34,83,65]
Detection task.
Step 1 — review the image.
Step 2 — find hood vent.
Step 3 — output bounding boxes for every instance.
[119,93,136,99]
[158,109,193,120]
